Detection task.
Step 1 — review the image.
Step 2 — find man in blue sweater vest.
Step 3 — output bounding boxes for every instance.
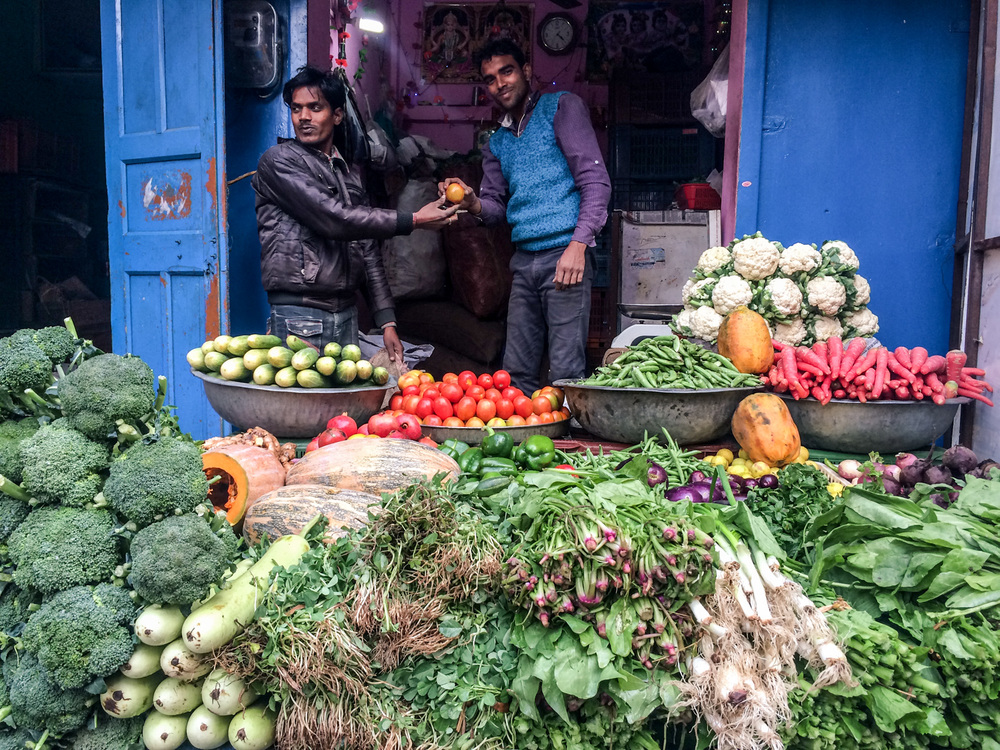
[440,40,611,394]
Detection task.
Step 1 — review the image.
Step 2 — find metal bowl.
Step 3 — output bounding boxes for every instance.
[191,369,394,438]
[422,419,569,447]
[777,394,968,453]
[554,379,761,445]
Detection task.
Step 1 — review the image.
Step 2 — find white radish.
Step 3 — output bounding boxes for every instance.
[160,638,212,681]
[135,604,186,646]
[228,704,277,750]
[120,641,165,678]
[153,677,204,715]
[202,668,258,716]
[187,703,231,749]
[143,710,190,750]
[100,672,161,718]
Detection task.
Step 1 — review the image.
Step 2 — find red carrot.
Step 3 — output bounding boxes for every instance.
[920,355,946,375]
[962,366,987,376]
[863,367,877,390]
[771,339,786,351]
[827,337,843,385]
[872,347,889,399]
[895,385,911,400]
[945,350,967,383]
[782,347,800,396]
[812,341,830,373]
[839,338,866,380]
[958,388,995,406]
[886,352,916,384]
[960,376,993,393]
[798,362,826,378]
[924,372,945,393]
[910,346,928,374]
[852,348,879,379]
[797,346,830,374]
[833,388,847,399]
[894,346,912,371]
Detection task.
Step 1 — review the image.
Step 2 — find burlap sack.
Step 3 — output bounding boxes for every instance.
[371,348,407,409]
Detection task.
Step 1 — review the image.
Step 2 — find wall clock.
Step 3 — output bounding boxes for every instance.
[538,13,577,56]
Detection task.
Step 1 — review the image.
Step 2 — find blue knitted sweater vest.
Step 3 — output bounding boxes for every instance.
[489,92,579,252]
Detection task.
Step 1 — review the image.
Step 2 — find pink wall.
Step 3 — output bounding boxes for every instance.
[334,0,609,156]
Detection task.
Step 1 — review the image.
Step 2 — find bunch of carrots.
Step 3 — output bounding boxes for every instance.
[765,337,994,407]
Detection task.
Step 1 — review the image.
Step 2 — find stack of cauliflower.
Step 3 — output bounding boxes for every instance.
[673,232,879,346]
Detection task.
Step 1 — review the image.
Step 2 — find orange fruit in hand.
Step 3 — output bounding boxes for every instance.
[446,183,465,203]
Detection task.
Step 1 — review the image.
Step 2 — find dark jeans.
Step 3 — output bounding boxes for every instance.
[268,304,358,350]
[503,246,595,394]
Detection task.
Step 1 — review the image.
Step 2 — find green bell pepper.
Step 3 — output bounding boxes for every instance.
[475,475,513,497]
[521,435,556,470]
[513,444,529,467]
[479,456,519,477]
[440,439,471,461]
[457,447,484,475]
[481,427,514,459]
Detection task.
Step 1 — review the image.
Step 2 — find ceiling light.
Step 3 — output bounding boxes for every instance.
[358,17,384,33]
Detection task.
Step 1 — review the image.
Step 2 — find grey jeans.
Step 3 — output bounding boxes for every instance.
[268,304,358,350]
[502,246,595,394]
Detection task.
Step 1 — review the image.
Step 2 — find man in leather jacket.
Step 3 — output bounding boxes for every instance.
[253,66,458,362]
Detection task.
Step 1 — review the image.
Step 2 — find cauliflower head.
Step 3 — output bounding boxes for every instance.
[821,240,860,271]
[778,243,821,277]
[843,307,880,337]
[682,277,716,308]
[711,275,753,316]
[773,318,808,347]
[695,246,733,276]
[732,236,780,281]
[673,307,696,336]
[688,306,725,341]
[759,277,803,319]
[846,274,871,310]
[806,276,847,317]
[809,316,844,343]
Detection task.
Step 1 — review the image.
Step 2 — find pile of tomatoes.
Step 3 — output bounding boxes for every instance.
[389,369,570,428]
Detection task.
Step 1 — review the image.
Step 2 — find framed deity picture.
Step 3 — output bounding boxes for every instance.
[421,3,533,83]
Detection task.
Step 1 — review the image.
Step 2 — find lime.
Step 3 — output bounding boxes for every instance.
[340,344,362,362]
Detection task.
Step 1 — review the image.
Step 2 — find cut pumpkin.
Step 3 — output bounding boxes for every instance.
[242,484,378,545]
[202,443,287,525]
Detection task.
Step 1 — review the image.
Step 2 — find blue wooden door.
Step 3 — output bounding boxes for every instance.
[100,0,228,440]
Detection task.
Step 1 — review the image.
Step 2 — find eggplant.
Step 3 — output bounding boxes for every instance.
[731,492,748,503]
[900,458,932,487]
[742,477,759,491]
[923,465,953,486]
[647,462,668,488]
[758,474,779,490]
[689,470,709,483]
[666,486,703,503]
[942,445,979,476]
[687,482,712,503]
[727,474,745,492]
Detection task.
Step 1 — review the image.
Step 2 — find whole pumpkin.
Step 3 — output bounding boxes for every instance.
[731,393,801,466]
[717,306,774,374]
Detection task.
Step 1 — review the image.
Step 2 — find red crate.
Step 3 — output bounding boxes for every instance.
[675,182,721,210]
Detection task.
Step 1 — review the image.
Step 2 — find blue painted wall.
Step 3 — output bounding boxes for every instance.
[736,0,969,352]
[225,0,308,335]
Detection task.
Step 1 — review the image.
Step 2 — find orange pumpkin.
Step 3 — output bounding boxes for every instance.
[242,484,377,545]
[285,438,460,496]
[202,444,286,525]
[717,306,775,374]
[731,393,801,466]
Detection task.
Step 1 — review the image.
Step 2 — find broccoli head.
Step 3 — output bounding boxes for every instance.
[8,506,121,595]
[67,715,144,750]
[5,326,76,366]
[0,342,52,398]
[0,418,39,485]
[0,728,34,750]
[22,583,136,690]
[0,497,29,548]
[0,584,40,637]
[104,437,208,528]
[56,354,155,440]
[130,513,235,605]
[18,421,110,508]
[4,652,93,736]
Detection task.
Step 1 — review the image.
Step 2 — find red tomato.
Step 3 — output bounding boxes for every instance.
[477,373,494,389]
[422,387,441,401]
[531,395,553,414]
[551,411,567,422]
[455,396,478,422]
[465,416,485,428]
[402,384,420,397]
[484,388,502,403]
[525,413,542,425]
[513,396,534,419]
[442,372,459,384]
[418,372,435,385]
[476,398,497,422]
[486,417,507,428]
[538,412,555,424]
[506,414,527,426]
[495,398,515,420]
[389,395,404,411]
[466,384,486,401]
[457,370,477,390]
[440,382,464,404]
[492,370,511,389]
[402,394,422,414]
[433,397,454,420]
[414,397,435,420]
[443,416,465,427]
[501,387,522,401]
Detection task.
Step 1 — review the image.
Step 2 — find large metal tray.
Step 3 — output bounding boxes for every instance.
[555,379,760,446]
[423,419,569,447]
[191,369,394,438]
[777,394,968,453]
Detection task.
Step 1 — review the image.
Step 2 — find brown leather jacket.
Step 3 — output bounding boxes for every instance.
[252,138,413,326]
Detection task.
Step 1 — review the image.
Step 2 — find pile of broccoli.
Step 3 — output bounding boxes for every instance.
[4,326,77,367]
[4,652,94,737]
[66,715,144,750]
[57,353,157,441]
[0,419,38,485]
[17,420,110,508]
[21,584,136,690]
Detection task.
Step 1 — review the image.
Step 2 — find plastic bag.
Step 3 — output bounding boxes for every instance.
[691,45,729,138]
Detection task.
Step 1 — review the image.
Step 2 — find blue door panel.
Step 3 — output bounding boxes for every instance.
[101,0,228,440]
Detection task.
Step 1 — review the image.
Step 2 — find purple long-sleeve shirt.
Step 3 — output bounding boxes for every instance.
[478,91,611,247]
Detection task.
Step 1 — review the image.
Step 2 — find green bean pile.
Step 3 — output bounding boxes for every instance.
[584,335,762,389]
